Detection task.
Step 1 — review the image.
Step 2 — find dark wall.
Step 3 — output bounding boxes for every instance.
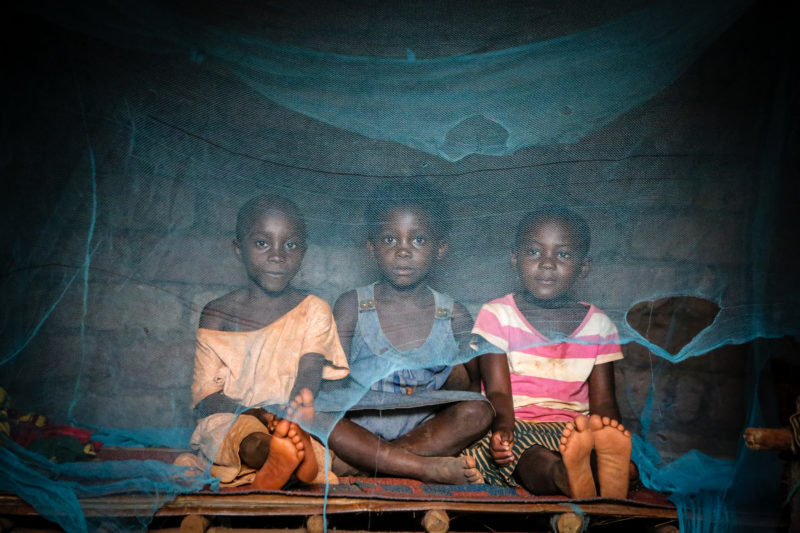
[1,1,795,461]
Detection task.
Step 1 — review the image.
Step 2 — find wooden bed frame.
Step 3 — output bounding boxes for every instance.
[0,490,680,533]
[0,447,680,533]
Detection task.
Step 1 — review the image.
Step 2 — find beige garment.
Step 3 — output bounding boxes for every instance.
[191,413,337,487]
[189,294,348,486]
[191,294,349,408]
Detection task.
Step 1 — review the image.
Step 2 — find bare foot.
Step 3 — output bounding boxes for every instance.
[286,388,315,428]
[589,414,632,499]
[251,419,301,490]
[286,421,319,484]
[424,455,484,485]
[559,414,596,498]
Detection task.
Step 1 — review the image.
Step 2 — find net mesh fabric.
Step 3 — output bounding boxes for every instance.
[1,0,797,531]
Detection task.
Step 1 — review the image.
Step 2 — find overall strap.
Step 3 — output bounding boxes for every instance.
[356,283,377,312]
[351,283,394,392]
[431,287,455,320]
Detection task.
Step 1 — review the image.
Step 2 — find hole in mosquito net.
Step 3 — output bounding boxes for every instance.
[626,296,720,356]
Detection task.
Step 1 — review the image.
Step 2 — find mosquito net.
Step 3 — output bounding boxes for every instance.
[1,0,797,531]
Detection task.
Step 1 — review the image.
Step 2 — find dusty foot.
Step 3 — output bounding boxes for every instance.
[309,444,339,485]
[559,414,597,498]
[424,455,484,485]
[286,387,315,428]
[286,421,319,483]
[589,414,632,499]
[251,418,302,490]
[283,389,318,483]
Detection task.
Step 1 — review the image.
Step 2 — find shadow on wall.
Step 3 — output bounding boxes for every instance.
[619,296,737,461]
[619,295,800,463]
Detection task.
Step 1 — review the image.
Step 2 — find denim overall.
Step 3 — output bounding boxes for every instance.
[344,283,487,441]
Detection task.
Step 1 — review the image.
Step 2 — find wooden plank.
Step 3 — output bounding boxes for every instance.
[0,492,677,520]
[155,530,553,533]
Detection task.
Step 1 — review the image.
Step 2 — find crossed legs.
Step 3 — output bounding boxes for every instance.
[328,400,493,484]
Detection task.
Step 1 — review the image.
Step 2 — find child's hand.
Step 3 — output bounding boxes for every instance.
[490,429,514,466]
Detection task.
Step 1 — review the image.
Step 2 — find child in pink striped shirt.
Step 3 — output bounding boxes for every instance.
[463,208,635,498]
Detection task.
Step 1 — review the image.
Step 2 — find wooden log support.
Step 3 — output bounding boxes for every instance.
[0,517,13,533]
[651,524,680,533]
[306,514,326,533]
[791,460,800,533]
[743,428,793,451]
[421,509,450,533]
[180,514,211,533]
[554,512,583,533]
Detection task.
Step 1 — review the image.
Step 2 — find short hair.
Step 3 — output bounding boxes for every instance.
[514,207,591,257]
[235,194,307,242]
[364,179,451,240]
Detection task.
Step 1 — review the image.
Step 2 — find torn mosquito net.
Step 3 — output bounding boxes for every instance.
[1,0,796,531]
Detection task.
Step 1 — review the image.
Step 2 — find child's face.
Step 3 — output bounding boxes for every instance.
[512,218,589,302]
[368,207,447,290]
[234,211,306,295]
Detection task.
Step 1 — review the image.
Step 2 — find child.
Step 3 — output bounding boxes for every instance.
[189,195,349,489]
[464,207,633,499]
[325,181,493,485]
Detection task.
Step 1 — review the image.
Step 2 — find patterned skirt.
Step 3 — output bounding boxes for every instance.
[462,419,567,487]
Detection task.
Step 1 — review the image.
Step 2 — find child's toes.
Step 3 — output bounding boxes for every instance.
[300,388,314,405]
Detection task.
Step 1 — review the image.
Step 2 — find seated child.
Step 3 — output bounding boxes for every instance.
[326,181,493,485]
[189,195,349,489]
[464,207,634,498]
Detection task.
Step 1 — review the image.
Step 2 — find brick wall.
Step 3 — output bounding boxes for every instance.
[2,6,792,464]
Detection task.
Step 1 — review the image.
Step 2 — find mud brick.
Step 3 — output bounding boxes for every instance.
[630,211,742,264]
[97,174,196,231]
[49,281,185,331]
[137,233,243,285]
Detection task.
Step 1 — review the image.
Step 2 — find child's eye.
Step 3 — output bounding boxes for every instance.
[382,236,396,245]
[526,249,540,257]
[255,240,269,248]
[558,251,571,259]
[285,241,298,250]
[412,236,426,246]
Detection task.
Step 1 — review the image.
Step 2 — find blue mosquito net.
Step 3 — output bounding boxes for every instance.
[1,0,797,531]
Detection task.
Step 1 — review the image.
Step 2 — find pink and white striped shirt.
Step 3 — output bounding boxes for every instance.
[472,294,623,422]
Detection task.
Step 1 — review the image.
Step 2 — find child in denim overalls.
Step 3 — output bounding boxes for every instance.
[326,181,493,484]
